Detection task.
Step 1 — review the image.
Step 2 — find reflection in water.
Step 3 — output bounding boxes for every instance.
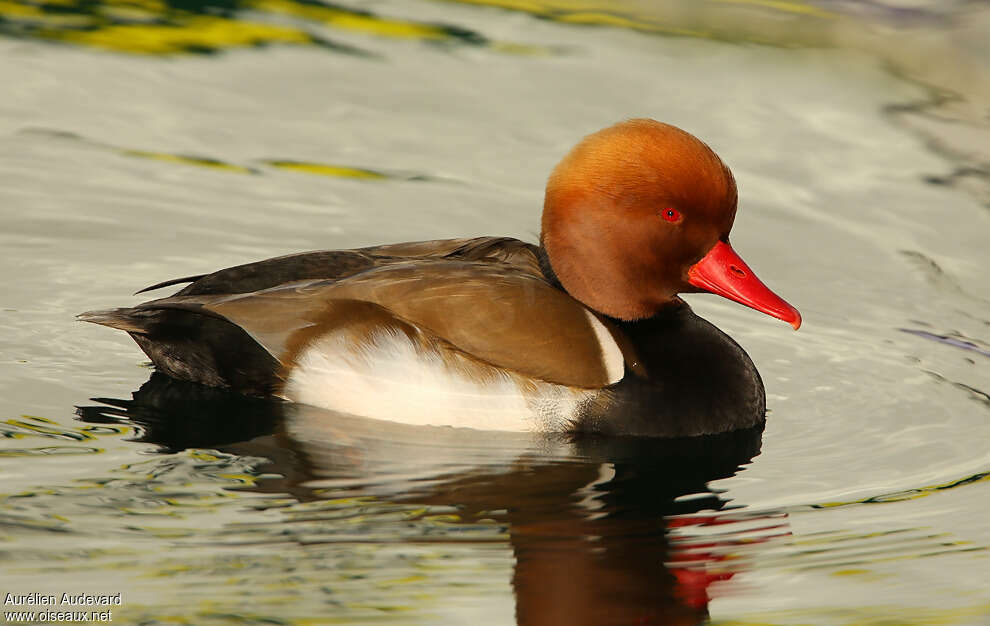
[900,328,990,360]
[78,374,772,624]
[0,0,532,55]
[1,0,985,618]
[4,0,986,213]
[0,414,128,457]
[19,127,442,181]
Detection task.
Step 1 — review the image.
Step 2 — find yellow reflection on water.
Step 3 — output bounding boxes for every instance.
[41,15,313,54]
[436,0,835,40]
[23,127,421,180]
[265,160,388,180]
[121,149,258,174]
[249,0,453,41]
[0,0,556,55]
[812,471,990,509]
[0,415,129,456]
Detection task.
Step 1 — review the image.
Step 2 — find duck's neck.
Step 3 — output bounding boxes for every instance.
[536,244,686,324]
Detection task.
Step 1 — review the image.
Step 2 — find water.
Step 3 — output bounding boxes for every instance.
[2,1,989,623]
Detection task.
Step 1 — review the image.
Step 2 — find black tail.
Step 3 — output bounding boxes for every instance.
[77,308,152,333]
[78,306,281,397]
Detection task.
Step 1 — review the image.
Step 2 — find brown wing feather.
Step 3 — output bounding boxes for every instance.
[144,260,623,388]
[150,237,541,296]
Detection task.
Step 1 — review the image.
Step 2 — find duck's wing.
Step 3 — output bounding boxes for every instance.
[131,260,627,389]
[366,236,541,270]
[136,237,542,296]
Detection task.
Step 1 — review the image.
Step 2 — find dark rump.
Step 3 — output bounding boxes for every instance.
[79,307,281,396]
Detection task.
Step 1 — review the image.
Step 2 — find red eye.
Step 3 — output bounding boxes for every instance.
[661,208,681,223]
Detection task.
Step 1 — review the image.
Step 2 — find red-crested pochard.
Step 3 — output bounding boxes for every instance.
[81,119,800,437]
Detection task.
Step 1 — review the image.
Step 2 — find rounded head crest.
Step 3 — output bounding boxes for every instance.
[541,119,738,320]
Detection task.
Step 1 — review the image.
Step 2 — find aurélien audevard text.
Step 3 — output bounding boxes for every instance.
[4,592,122,622]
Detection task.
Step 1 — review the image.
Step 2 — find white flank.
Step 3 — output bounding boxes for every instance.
[583,310,625,384]
[284,328,599,432]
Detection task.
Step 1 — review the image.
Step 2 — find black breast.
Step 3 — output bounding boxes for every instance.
[579,301,766,437]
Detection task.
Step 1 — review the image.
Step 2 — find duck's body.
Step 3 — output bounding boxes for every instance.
[82,120,799,437]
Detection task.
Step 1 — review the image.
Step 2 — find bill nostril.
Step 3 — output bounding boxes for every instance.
[729,265,746,278]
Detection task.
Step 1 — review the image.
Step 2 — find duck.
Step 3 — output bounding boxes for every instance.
[80,119,800,438]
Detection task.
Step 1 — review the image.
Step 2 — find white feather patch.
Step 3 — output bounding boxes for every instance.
[283,328,600,432]
[583,310,625,384]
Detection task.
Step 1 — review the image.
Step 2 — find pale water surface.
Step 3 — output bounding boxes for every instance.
[1,1,989,624]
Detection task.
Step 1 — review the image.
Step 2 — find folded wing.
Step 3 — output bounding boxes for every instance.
[141,260,626,389]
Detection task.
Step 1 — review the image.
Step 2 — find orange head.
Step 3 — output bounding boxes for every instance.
[541,119,800,328]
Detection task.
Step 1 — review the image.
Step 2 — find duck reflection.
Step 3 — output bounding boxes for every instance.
[79,374,775,625]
